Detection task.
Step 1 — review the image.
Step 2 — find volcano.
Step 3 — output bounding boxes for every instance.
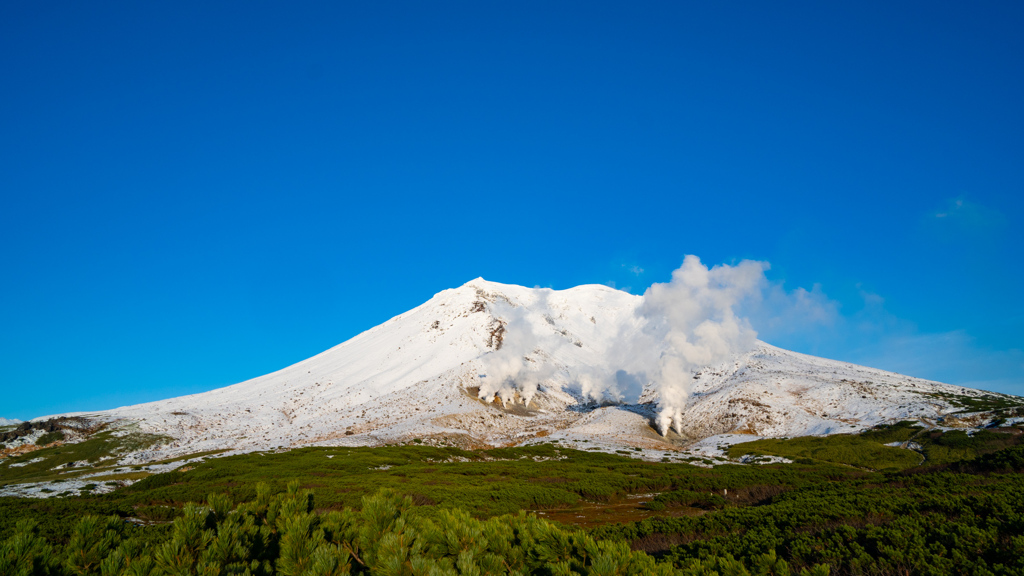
[38,279,1016,460]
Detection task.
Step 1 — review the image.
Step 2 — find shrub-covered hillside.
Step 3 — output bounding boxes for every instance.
[2,436,1024,575]
[3,482,830,576]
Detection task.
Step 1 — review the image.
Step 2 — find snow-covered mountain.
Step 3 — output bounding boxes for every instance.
[41,279,1016,460]
[0,418,21,427]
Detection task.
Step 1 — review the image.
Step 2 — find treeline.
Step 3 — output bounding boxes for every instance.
[2,482,825,576]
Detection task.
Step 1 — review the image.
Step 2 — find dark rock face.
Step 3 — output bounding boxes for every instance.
[1,417,91,442]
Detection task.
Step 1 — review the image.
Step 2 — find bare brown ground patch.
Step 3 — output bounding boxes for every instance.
[0,443,48,460]
[528,498,705,529]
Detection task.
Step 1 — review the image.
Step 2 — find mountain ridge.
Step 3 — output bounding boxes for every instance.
[20,278,1019,462]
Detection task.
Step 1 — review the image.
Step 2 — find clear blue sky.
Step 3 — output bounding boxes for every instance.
[2,2,1022,420]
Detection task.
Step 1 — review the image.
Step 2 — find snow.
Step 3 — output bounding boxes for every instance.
[0,428,45,450]
[26,278,1015,464]
[0,417,22,426]
[0,453,216,499]
[9,457,45,468]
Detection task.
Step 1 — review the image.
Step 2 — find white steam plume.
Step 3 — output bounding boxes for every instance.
[639,255,763,435]
[475,287,594,406]
[475,310,560,406]
[477,255,805,436]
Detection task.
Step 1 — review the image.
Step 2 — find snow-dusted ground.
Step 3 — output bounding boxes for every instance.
[23,279,1016,465]
[0,454,217,499]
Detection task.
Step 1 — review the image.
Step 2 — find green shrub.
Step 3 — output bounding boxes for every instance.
[954,444,1024,473]
[936,430,974,448]
[860,420,923,444]
[125,470,185,491]
[728,433,922,470]
[35,431,65,446]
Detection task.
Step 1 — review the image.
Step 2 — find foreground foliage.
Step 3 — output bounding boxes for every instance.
[595,463,1024,575]
[3,429,1024,575]
[0,443,866,540]
[2,481,826,576]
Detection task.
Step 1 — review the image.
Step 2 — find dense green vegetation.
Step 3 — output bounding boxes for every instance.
[34,431,65,446]
[593,457,1024,575]
[924,391,1024,414]
[727,434,923,471]
[919,428,1021,466]
[727,421,1023,471]
[3,482,836,576]
[0,444,866,544]
[2,425,1023,575]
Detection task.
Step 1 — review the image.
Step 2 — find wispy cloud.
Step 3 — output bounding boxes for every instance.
[741,270,1022,396]
[604,280,633,293]
[768,283,1024,397]
[927,196,1007,238]
[848,330,1024,396]
[745,281,840,341]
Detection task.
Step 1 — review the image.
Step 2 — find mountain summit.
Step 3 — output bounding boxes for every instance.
[41,279,1015,459]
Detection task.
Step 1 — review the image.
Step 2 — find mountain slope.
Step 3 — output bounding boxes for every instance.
[39,279,1019,460]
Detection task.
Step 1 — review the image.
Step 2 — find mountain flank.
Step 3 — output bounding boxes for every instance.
[3,278,1021,492]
